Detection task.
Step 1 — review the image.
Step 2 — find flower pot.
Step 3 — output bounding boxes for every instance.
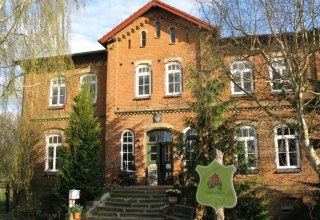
[73,212,81,219]
[168,196,178,204]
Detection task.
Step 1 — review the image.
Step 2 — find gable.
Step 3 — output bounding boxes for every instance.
[98,0,217,46]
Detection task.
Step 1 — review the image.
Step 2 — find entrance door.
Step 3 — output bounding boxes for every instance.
[147,130,173,185]
[158,143,173,185]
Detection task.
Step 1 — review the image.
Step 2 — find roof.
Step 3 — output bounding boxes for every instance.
[98,0,216,46]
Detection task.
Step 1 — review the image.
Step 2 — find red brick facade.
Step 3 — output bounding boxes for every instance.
[23,0,320,217]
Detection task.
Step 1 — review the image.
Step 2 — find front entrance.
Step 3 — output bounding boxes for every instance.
[147,130,173,185]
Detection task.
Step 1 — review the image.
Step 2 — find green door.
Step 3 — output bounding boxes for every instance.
[146,130,173,185]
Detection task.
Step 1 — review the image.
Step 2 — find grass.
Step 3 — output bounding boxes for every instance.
[0,193,12,214]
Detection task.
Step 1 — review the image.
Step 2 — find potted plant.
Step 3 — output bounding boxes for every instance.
[166,188,181,204]
[70,204,83,219]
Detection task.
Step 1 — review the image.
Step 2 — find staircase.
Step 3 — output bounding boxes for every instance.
[87,186,169,220]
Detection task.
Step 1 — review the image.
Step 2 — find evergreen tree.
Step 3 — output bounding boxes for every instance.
[58,86,103,208]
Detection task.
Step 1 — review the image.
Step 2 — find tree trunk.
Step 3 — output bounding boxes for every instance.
[213,149,224,220]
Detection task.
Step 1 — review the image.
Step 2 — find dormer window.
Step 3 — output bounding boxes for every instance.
[155,22,161,38]
[141,31,146,47]
[169,27,176,44]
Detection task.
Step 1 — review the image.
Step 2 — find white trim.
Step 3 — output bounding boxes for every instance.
[49,77,66,107]
[121,130,135,170]
[235,126,258,170]
[183,127,197,167]
[269,57,292,93]
[274,126,300,169]
[45,134,63,172]
[230,61,253,95]
[136,63,151,98]
[80,73,97,103]
[165,61,182,96]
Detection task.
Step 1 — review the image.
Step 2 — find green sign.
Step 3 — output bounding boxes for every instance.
[196,160,237,212]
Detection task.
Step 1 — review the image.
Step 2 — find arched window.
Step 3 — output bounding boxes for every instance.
[235,126,258,169]
[80,73,97,103]
[155,22,161,38]
[183,128,197,167]
[49,77,66,107]
[169,27,176,44]
[141,31,146,47]
[230,61,253,95]
[121,130,135,170]
[274,126,299,168]
[45,134,63,172]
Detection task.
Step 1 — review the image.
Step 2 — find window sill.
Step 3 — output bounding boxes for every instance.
[230,94,254,100]
[134,96,151,100]
[164,94,181,98]
[48,105,65,110]
[276,168,301,174]
[248,169,259,174]
[169,43,175,45]
[45,171,58,175]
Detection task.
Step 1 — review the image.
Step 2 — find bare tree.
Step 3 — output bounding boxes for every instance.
[0,0,85,102]
[192,0,320,176]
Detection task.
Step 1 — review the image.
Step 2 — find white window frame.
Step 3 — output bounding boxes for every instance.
[45,134,62,172]
[230,61,254,95]
[183,127,197,167]
[274,126,300,169]
[235,126,259,170]
[165,61,182,96]
[136,64,151,98]
[49,77,66,107]
[121,130,135,171]
[169,27,176,44]
[80,73,97,103]
[269,58,292,93]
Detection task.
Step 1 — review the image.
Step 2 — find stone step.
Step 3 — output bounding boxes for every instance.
[102,200,165,208]
[95,206,162,213]
[105,197,166,204]
[110,193,165,199]
[89,216,164,220]
[113,189,166,194]
[90,210,164,219]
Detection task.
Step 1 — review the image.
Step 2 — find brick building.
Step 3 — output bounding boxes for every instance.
[23,0,319,217]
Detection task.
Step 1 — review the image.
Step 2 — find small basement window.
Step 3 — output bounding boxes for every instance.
[281,198,296,213]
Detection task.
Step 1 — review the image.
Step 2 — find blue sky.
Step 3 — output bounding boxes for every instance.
[71,0,198,53]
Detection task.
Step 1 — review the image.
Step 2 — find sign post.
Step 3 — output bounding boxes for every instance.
[196,160,237,218]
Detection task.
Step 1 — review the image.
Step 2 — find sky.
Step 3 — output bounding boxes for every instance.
[70,0,199,53]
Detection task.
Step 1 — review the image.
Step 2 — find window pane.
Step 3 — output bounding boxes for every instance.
[247,140,255,153]
[279,153,287,166]
[278,140,286,152]
[123,144,128,152]
[288,139,296,152]
[151,154,157,160]
[174,73,181,82]
[144,85,149,93]
[169,84,174,93]
[289,153,298,166]
[151,145,157,153]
